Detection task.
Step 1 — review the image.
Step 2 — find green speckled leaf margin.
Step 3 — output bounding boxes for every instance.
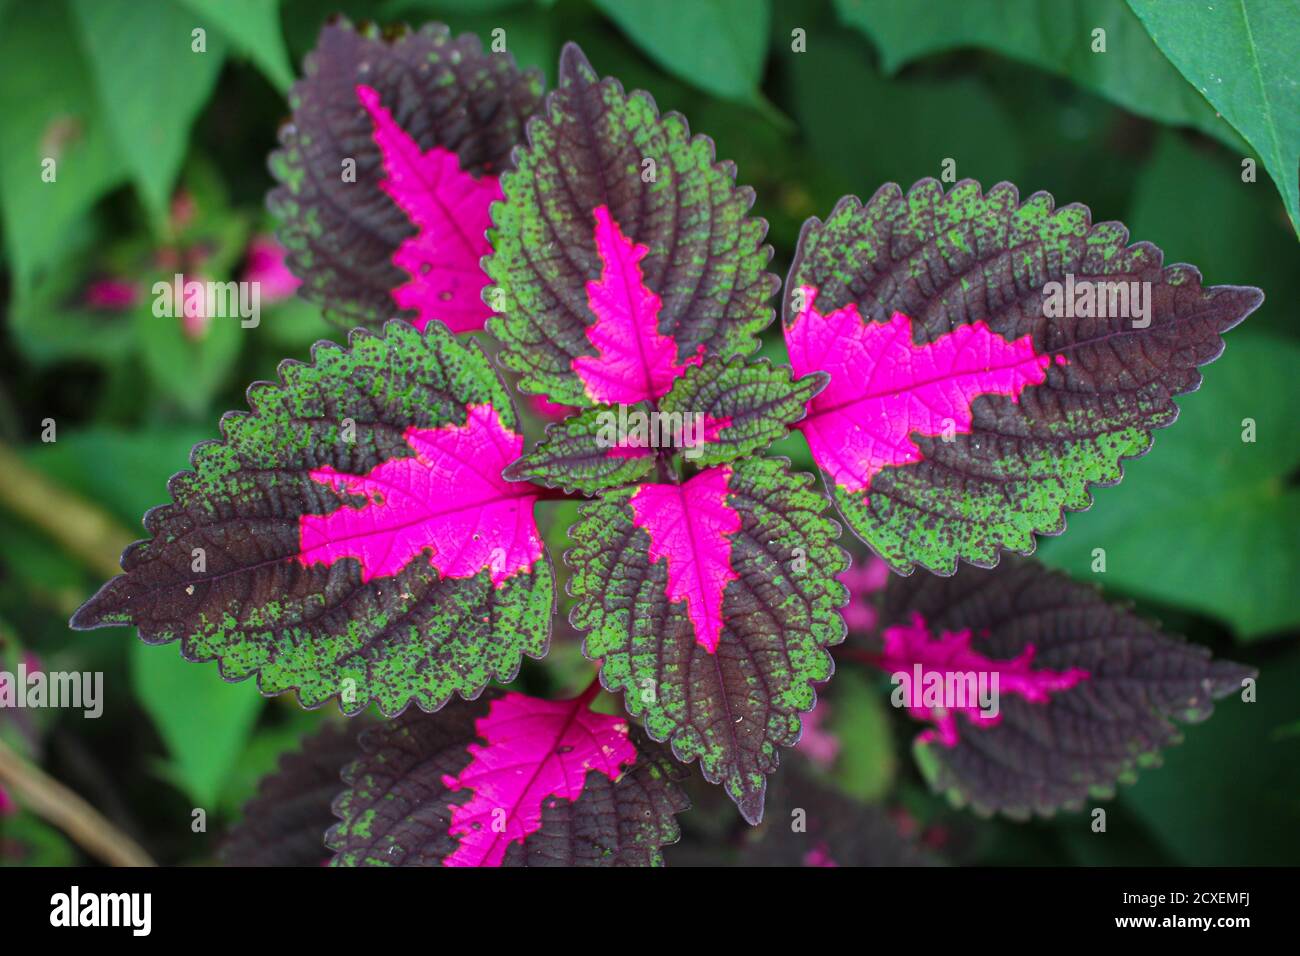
[502,403,657,495]
[880,557,1253,819]
[786,178,1264,575]
[568,457,847,824]
[70,321,554,716]
[268,18,543,329]
[660,357,827,467]
[327,690,689,866]
[485,42,777,407]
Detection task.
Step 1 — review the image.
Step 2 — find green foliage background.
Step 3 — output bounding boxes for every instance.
[0,0,1296,866]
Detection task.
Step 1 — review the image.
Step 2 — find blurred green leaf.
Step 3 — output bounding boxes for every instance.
[485,12,554,85]
[380,0,556,83]
[383,0,524,14]
[823,671,895,801]
[1055,800,1181,867]
[134,304,245,418]
[281,0,389,62]
[834,0,1247,154]
[1128,0,1300,239]
[19,426,210,529]
[786,33,1024,194]
[0,0,128,293]
[1121,650,1300,864]
[0,812,79,866]
[71,0,226,227]
[1273,719,1300,742]
[691,96,830,250]
[8,237,137,366]
[593,0,771,103]
[132,197,251,417]
[177,0,295,92]
[0,518,88,618]
[130,640,265,808]
[1038,333,1300,639]
[259,297,333,352]
[1121,131,1298,339]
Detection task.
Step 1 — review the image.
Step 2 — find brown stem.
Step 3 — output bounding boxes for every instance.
[0,443,133,579]
[654,449,679,484]
[575,672,604,706]
[530,484,589,502]
[0,735,155,867]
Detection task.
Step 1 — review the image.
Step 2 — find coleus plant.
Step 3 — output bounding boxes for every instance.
[73,19,1262,865]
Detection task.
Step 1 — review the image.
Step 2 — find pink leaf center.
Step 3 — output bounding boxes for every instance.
[572,205,703,404]
[869,612,1090,747]
[357,84,503,333]
[298,404,542,587]
[629,466,741,654]
[442,689,638,867]
[785,286,1051,495]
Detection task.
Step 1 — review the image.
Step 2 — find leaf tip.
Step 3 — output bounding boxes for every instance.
[558,41,595,86]
[1216,283,1265,329]
[737,788,766,826]
[499,456,534,483]
[68,581,127,631]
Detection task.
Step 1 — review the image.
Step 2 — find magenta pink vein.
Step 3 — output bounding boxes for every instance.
[572,204,703,404]
[441,689,637,866]
[629,466,741,654]
[297,403,542,587]
[870,612,1090,747]
[785,285,1051,495]
[357,84,502,333]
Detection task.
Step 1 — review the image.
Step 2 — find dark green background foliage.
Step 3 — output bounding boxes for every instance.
[0,0,1296,866]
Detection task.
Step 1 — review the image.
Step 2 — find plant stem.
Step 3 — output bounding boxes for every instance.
[654,449,679,484]
[0,443,133,579]
[530,484,587,502]
[0,735,155,867]
[576,671,604,705]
